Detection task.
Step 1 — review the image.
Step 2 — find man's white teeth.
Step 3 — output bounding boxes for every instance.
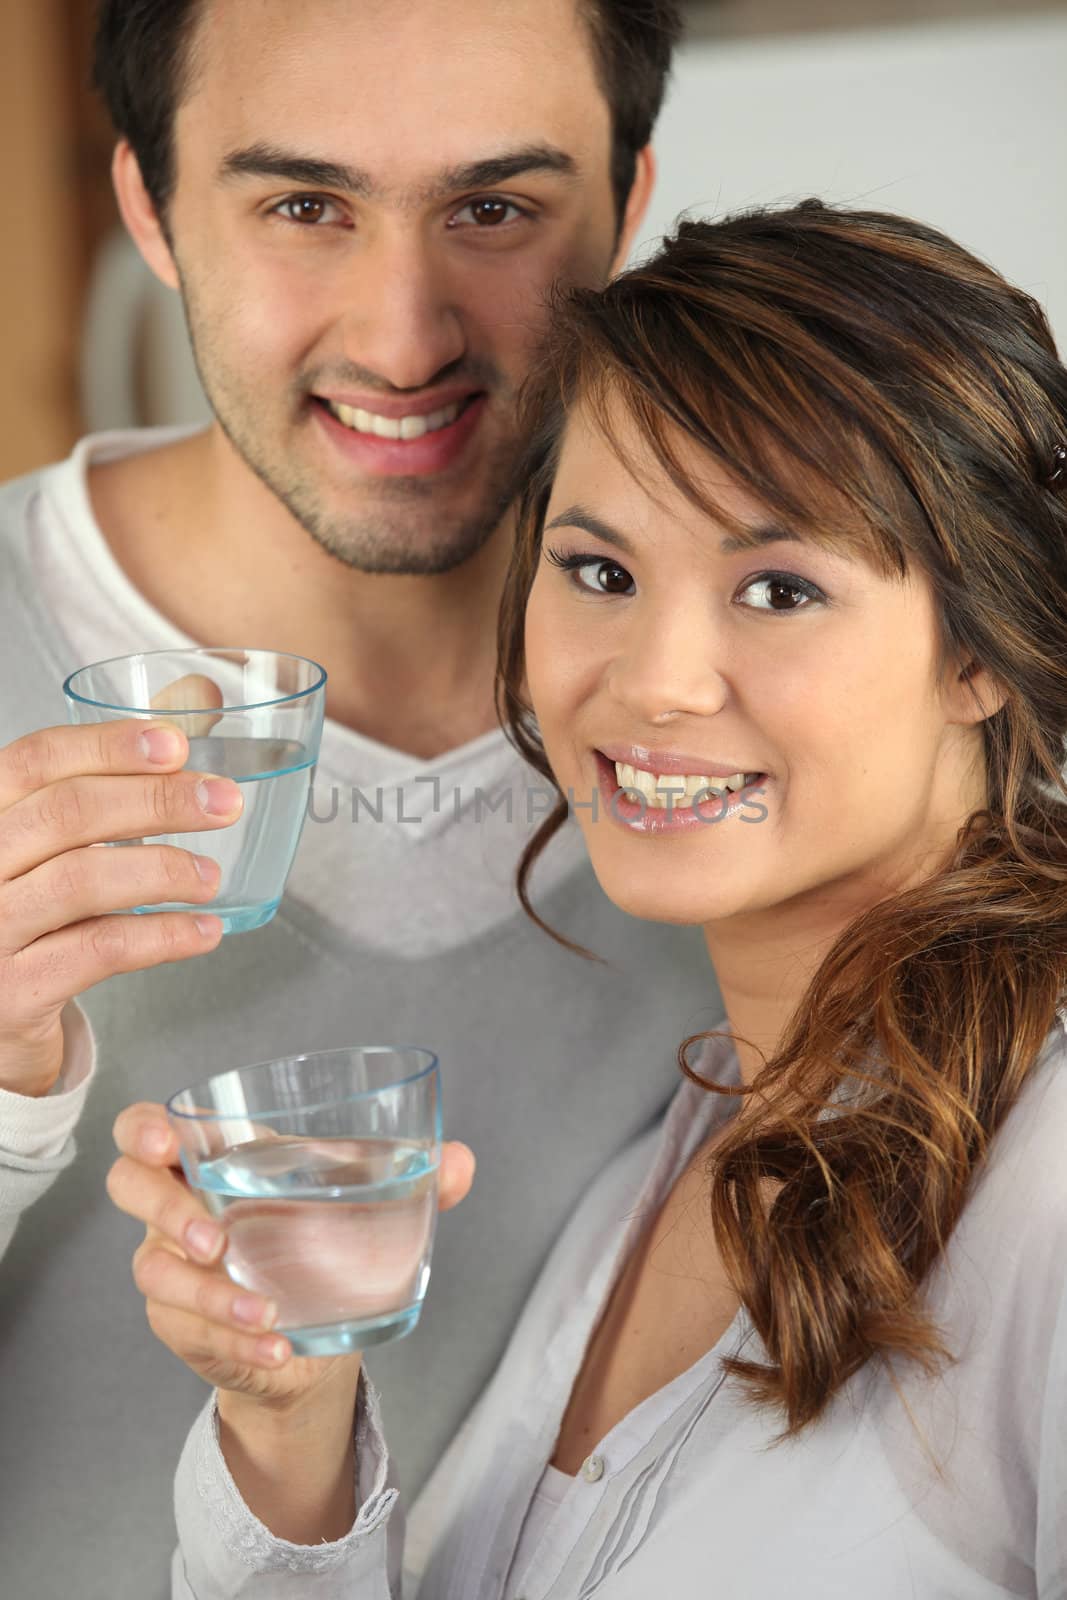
[613,761,759,808]
[328,401,463,440]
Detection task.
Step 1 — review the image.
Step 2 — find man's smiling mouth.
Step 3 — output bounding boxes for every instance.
[320,396,476,441]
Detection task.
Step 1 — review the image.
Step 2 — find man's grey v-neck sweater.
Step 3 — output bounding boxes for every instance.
[0,461,720,1600]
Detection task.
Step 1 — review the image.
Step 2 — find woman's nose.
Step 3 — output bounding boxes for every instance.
[606,607,730,726]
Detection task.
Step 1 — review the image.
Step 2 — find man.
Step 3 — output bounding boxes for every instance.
[0,2,717,1595]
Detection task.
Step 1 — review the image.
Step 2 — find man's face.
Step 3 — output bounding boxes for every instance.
[162,0,628,574]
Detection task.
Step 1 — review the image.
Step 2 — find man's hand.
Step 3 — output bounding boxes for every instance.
[0,721,243,1097]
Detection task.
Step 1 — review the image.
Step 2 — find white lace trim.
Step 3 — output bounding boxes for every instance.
[194,1378,398,1573]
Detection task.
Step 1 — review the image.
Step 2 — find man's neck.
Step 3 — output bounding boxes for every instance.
[87,426,513,759]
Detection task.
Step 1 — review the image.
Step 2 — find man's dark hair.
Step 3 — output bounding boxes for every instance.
[91,0,683,222]
[581,1,684,218]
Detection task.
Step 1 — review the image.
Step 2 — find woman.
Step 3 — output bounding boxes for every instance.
[116,201,1067,1596]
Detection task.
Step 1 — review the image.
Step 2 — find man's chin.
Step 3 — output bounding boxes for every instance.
[219,403,521,574]
[297,501,505,577]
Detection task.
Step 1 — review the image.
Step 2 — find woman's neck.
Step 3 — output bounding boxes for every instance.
[702,914,831,1089]
[707,728,998,1087]
[703,860,941,1087]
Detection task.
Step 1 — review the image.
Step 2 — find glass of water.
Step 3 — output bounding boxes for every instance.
[167,1047,441,1355]
[63,648,326,934]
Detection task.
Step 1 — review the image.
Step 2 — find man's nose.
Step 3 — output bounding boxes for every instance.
[336,233,467,392]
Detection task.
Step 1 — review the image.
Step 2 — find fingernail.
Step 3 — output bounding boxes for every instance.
[140,1126,171,1158]
[192,855,220,886]
[257,1337,289,1365]
[233,1295,277,1330]
[140,726,183,765]
[196,777,242,817]
[194,915,223,940]
[186,1220,223,1260]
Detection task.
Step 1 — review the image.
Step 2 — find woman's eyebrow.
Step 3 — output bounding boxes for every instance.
[543,507,636,556]
[719,525,802,553]
[544,507,802,557]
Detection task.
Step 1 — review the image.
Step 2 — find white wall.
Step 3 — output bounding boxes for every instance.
[636,11,1067,341]
[82,10,1067,430]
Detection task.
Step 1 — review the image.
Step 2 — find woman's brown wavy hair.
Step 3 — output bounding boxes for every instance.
[497,200,1067,1433]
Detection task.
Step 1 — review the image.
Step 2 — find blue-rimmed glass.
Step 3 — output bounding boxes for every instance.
[63,648,326,934]
[167,1047,441,1355]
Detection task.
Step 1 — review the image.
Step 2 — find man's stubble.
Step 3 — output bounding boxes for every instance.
[178,272,532,578]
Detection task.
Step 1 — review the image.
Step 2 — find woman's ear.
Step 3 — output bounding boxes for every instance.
[111,140,181,292]
[947,658,1009,724]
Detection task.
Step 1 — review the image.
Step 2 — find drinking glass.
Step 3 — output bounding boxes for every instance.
[167,1047,441,1354]
[63,648,326,934]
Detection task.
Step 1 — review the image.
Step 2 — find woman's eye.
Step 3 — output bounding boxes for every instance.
[736,572,825,612]
[577,560,633,595]
[274,195,345,227]
[544,550,635,596]
[449,197,526,229]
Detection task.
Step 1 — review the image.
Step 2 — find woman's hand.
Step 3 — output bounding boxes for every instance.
[108,1101,476,1407]
[108,1103,476,1543]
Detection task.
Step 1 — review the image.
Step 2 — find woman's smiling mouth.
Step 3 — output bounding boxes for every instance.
[591,750,769,833]
[611,760,762,807]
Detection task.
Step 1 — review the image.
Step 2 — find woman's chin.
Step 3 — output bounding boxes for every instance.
[589,867,743,928]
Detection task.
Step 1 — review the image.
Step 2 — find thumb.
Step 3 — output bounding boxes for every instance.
[439,1141,475,1212]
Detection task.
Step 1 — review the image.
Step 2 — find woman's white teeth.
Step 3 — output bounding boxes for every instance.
[613,761,757,808]
[329,400,463,440]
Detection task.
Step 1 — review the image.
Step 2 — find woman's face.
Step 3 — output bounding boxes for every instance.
[524,401,993,930]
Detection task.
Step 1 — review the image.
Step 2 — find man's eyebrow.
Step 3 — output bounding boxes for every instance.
[218,141,579,202]
[544,509,803,559]
[220,145,371,194]
[431,145,579,197]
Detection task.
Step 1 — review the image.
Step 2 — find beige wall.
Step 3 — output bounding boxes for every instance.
[0,1,83,480]
[638,10,1067,347]
[689,0,1067,36]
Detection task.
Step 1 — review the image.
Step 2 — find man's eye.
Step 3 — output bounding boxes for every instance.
[274,195,345,226]
[449,198,526,229]
[736,572,825,612]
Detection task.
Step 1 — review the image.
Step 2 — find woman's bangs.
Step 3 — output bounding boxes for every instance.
[563,303,916,582]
